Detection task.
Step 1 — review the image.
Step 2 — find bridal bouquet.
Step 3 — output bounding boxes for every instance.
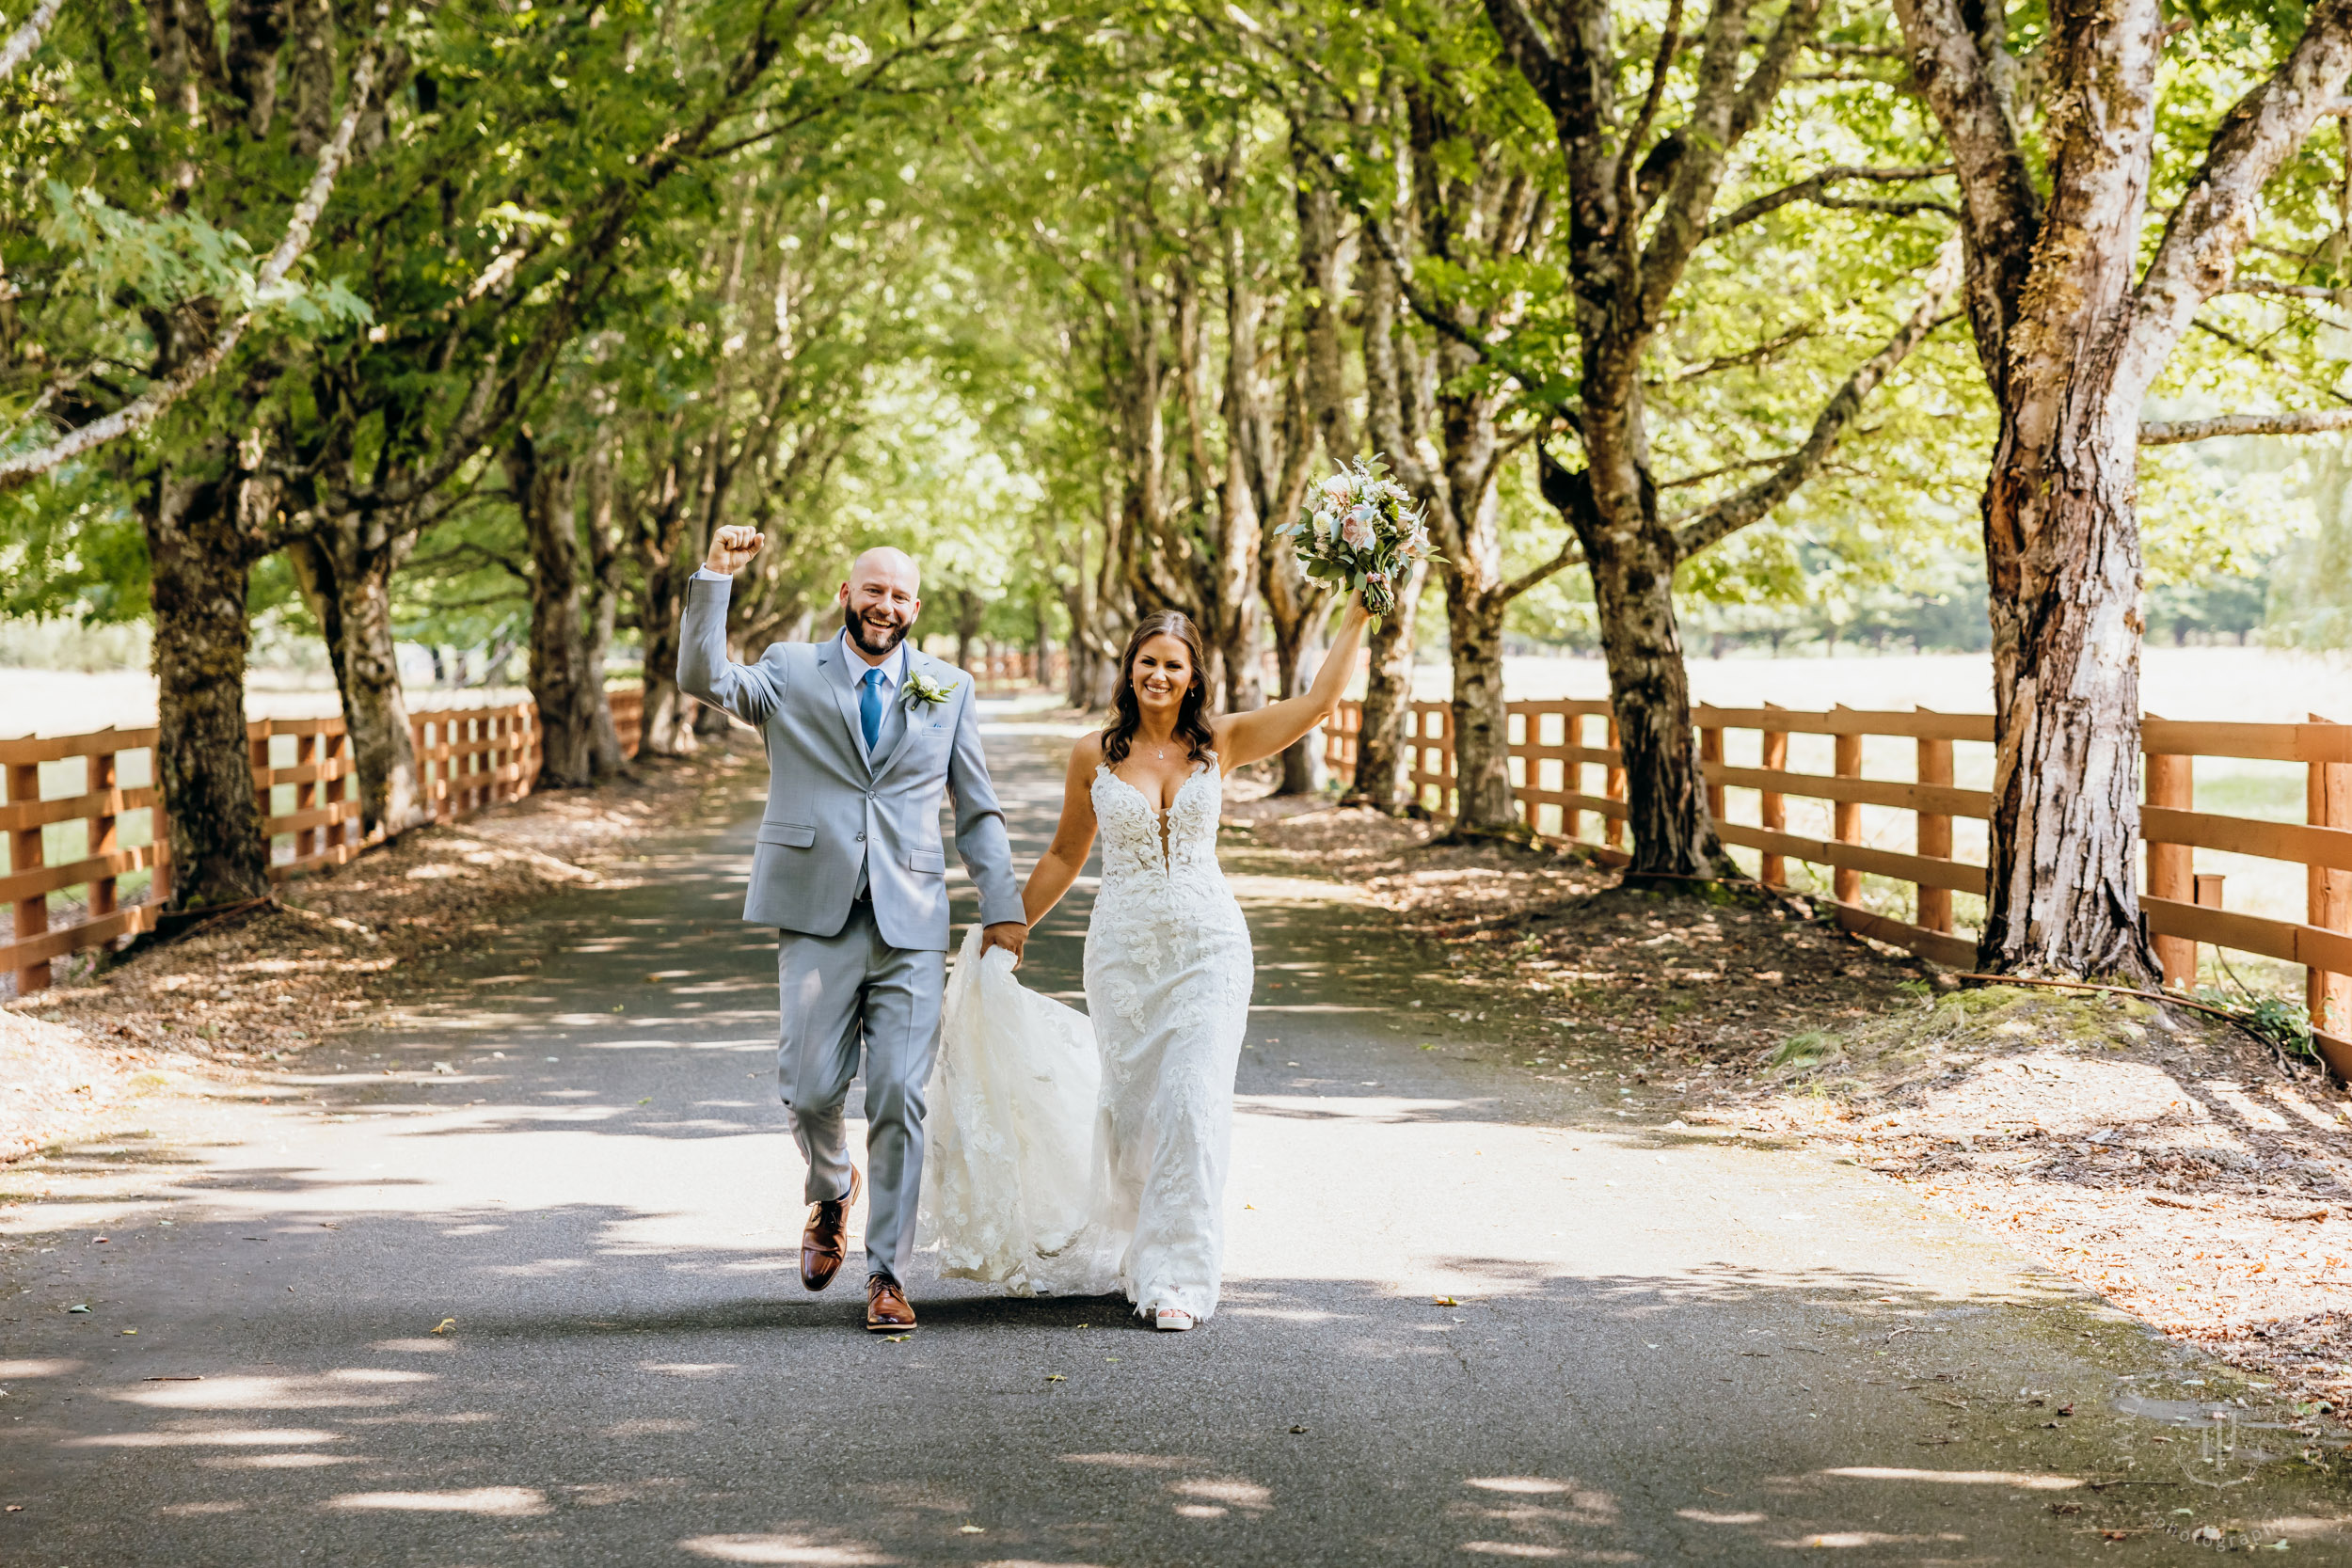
[1277,456,1436,627]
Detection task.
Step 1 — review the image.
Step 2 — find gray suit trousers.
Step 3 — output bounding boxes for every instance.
[777,901,945,1285]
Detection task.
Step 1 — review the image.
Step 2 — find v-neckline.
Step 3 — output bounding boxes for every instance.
[1101,759,1207,816]
[1100,761,1209,872]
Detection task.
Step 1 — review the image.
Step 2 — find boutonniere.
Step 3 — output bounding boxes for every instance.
[903,671,957,710]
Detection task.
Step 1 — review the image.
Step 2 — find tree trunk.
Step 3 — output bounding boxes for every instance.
[581,443,628,770]
[1443,581,1519,838]
[287,523,423,838]
[1978,410,2155,980]
[1345,558,1426,813]
[637,547,699,755]
[508,432,614,789]
[145,467,270,909]
[1583,519,1727,879]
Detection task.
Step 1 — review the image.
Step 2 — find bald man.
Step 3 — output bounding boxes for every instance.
[679,529,1028,1333]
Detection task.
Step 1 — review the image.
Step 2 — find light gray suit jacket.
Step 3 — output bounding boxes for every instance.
[676,573,1024,951]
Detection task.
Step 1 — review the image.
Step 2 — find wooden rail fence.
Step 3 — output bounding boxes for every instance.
[1327,699,2352,1067]
[1,689,644,997]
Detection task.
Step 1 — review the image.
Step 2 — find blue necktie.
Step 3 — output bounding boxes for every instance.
[860,667,885,752]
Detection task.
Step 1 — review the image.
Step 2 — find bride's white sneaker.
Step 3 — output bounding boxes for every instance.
[1152,1307,1195,1332]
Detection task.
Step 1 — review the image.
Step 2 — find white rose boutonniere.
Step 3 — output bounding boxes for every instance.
[903,671,958,711]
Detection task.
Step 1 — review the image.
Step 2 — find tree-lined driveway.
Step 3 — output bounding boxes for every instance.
[3,714,2344,1564]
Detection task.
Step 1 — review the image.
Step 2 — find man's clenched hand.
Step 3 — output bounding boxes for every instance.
[705,524,764,575]
[980,922,1028,967]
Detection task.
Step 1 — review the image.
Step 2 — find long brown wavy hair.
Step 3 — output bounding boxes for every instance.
[1104,610,1217,767]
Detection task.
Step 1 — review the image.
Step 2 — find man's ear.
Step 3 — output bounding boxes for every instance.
[835,581,850,604]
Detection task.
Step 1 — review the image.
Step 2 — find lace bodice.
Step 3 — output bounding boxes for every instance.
[1090,762,1224,886]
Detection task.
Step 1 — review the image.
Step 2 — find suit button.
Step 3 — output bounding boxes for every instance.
[855,832,866,842]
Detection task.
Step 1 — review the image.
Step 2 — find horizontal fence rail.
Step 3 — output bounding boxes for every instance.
[1327,698,2352,1069]
[1,688,648,997]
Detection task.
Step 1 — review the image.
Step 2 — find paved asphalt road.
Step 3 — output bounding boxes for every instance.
[4,708,2347,1565]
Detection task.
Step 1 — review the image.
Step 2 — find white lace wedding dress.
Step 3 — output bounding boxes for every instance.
[919,759,1253,1321]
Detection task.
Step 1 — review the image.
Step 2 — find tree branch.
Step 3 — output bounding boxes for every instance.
[1892,0,2042,391]
[1704,164,1954,239]
[2139,407,2352,444]
[2223,277,2344,301]
[1290,124,1581,426]
[2126,0,2352,397]
[1499,531,1586,603]
[0,0,61,80]
[1672,233,1963,557]
[0,46,381,492]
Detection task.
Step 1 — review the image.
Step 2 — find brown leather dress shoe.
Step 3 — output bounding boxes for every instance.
[800,1166,860,1292]
[866,1275,916,1333]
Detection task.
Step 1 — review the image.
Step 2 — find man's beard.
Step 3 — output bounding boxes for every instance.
[844,603,909,658]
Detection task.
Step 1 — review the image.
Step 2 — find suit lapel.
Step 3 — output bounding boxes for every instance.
[814,633,876,778]
[872,650,942,780]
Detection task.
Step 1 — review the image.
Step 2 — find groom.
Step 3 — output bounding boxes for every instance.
[679,526,1028,1332]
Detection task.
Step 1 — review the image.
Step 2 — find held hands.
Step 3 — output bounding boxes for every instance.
[980,921,1029,968]
[706,525,764,575]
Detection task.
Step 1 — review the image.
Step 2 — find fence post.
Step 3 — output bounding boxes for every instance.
[2192,872,2227,988]
[1604,715,1626,851]
[294,732,320,863]
[8,759,49,994]
[2146,733,2194,988]
[89,750,119,924]
[1759,704,1787,887]
[2311,713,2350,1037]
[1833,709,1862,905]
[1700,724,1725,824]
[1916,709,1954,936]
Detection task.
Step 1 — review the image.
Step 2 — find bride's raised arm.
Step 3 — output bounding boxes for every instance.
[1212,594,1372,772]
[1020,733,1107,930]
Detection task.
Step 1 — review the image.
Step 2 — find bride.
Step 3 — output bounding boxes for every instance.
[999,596,1372,1331]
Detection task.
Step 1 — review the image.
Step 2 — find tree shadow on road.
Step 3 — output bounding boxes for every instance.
[6,1167,2349,1567]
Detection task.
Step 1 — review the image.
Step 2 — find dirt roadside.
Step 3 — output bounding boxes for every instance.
[1222,788,2352,1445]
[0,736,760,1166]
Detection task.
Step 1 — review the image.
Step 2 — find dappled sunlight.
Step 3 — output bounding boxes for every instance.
[678,1534,898,1564]
[114,1374,423,1411]
[1820,1466,2084,1490]
[63,1426,344,1448]
[325,1486,550,1515]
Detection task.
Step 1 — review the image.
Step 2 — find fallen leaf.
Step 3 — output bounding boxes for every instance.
[431,1318,456,1335]
[1044,1374,1065,1382]
[1290,1424,1309,1433]
[958,1526,984,1535]
[883,1334,911,1343]
[1433,1296,1458,1307]
[66,1305,88,1314]
[119,1329,136,1336]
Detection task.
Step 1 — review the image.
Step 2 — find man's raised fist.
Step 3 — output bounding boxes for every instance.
[705,525,764,575]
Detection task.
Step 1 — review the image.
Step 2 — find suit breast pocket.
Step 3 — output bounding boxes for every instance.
[906,847,946,875]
